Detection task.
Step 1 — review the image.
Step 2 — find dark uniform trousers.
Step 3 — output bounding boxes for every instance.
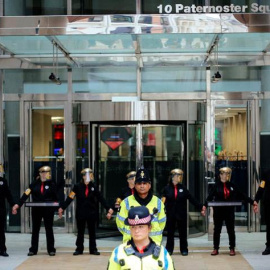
[0,178,15,253]
[213,206,235,250]
[0,211,7,252]
[265,204,270,247]
[166,217,188,253]
[30,207,56,253]
[76,218,97,253]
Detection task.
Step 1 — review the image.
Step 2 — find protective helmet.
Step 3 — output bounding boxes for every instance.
[39,166,51,180]
[219,167,232,181]
[170,168,184,183]
[81,168,93,175]
[126,171,136,180]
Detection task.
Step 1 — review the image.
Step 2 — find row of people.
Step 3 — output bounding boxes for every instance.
[1,165,269,260]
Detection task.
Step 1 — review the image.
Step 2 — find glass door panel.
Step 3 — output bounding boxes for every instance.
[215,106,249,227]
[98,125,136,228]
[142,125,185,196]
[188,124,205,234]
[31,108,65,229]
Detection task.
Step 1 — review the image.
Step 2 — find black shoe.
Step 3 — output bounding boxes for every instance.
[90,250,100,255]
[181,250,188,256]
[49,252,55,256]
[0,251,9,257]
[262,247,270,255]
[168,251,173,255]
[27,251,37,256]
[73,251,83,256]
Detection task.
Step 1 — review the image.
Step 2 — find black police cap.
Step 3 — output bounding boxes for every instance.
[135,167,151,184]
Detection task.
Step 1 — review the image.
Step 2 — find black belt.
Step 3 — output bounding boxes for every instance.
[207,201,242,207]
[25,202,59,207]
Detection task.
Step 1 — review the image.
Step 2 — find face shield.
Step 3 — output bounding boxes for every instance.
[81,168,94,184]
[219,167,232,182]
[39,166,51,182]
[171,169,183,185]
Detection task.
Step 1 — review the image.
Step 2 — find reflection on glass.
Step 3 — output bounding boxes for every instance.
[142,125,185,196]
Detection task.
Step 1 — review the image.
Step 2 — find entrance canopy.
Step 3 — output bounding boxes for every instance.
[0,14,269,69]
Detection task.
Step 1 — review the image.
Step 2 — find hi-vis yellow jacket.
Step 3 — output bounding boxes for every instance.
[116,195,166,244]
[107,241,175,270]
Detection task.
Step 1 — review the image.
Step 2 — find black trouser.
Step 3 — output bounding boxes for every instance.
[30,207,56,254]
[0,212,7,252]
[264,204,270,248]
[166,217,188,253]
[75,218,97,253]
[213,207,235,250]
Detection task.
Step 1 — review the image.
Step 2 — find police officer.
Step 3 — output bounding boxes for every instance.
[108,206,175,270]
[58,168,114,255]
[254,177,270,255]
[201,167,255,256]
[162,168,203,256]
[0,165,16,257]
[116,167,166,244]
[13,166,58,256]
[114,171,136,210]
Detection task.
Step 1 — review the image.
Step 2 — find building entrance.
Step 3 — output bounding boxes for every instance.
[93,122,205,237]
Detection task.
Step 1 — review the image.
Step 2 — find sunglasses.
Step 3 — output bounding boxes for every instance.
[220,172,231,175]
[173,173,183,176]
[40,171,50,173]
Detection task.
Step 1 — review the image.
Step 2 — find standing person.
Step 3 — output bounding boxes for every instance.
[114,171,136,210]
[116,167,166,244]
[201,167,256,256]
[0,165,16,257]
[253,177,270,255]
[58,168,114,255]
[108,206,175,270]
[162,168,203,256]
[13,166,58,256]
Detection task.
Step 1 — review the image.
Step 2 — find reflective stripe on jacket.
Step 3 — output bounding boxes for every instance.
[116,195,166,244]
[107,242,174,270]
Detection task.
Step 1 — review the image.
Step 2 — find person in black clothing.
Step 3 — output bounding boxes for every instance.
[58,168,114,256]
[254,178,270,255]
[114,171,136,211]
[0,165,16,257]
[201,167,256,256]
[13,166,58,256]
[162,168,203,256]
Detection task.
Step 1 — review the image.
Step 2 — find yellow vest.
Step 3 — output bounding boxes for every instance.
[116,195,166,244]
[107,242,175,270]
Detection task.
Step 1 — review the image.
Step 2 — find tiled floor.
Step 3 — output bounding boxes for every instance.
[1,232,269,270]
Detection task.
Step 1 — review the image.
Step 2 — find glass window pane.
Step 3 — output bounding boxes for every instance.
[5,0,67,16]
[72,67,137,93]
[3,70,68,94]
[142,67,206,93]
[72,0,136,15]
[211,67,261,92]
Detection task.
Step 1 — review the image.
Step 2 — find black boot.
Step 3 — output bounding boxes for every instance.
[262,247,270,255]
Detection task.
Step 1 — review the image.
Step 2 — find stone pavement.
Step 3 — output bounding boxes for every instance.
[1,232,269,270]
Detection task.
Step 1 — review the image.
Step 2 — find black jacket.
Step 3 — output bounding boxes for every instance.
[0,177,15,216]
[18,179,58,207]
[204,180,254,207]
[162,183,202,220]
[255,179,270,205]
[61,181,110,219]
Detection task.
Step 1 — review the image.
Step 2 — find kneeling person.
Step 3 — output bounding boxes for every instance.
[108,206,174,270]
